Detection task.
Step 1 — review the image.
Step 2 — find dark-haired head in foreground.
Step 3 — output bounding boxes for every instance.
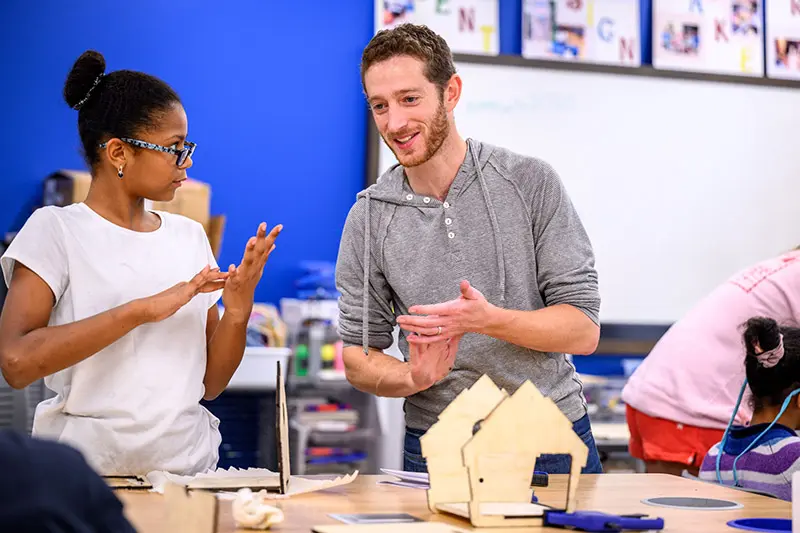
[0,429,136,532]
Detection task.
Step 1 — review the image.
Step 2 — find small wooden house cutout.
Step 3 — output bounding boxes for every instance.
[420,375,507,513]
[421,376,588,528]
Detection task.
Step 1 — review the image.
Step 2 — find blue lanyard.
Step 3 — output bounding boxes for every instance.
[716,381,800,486]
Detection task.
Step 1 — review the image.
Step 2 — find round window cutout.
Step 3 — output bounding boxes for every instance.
[641,496,743,510]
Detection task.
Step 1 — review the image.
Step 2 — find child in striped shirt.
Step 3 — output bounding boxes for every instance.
[699,317,800,500]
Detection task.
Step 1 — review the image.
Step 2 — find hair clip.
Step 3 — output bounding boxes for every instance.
[73,73,104,110]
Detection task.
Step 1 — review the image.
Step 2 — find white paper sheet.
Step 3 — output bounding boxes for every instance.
[378,469,429,489]
[146,467,358,499]
[376,480,428,490]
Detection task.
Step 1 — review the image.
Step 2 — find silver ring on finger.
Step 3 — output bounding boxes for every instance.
[437,326,442,336]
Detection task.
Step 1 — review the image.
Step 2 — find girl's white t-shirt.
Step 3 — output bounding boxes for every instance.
[1,203,223,476]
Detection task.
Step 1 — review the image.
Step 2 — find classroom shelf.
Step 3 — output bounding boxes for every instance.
[288,381,382,476]
[306,427,376,445]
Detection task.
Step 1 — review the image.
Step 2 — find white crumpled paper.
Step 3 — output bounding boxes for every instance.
[232,488,285,530]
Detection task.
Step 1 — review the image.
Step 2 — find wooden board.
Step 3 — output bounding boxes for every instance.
[312,523,470,533]
[436,502,548,518]
[103,476,152,489]
[164,482,218,533]
[277,359,290,494]
[185,476,280,491]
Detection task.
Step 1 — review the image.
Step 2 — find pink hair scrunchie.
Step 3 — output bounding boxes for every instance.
[755,333,785,368]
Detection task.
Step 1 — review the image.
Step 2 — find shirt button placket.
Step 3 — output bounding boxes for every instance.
[444,202,455,240]
[444,201,461,262]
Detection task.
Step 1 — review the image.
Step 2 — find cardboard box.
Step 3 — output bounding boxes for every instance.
[42,169,92,207]
[42,170,224,257]
[151,179,210,234]
[207,214,226,262]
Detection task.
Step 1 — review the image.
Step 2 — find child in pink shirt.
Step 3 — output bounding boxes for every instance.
[621,249,800,475]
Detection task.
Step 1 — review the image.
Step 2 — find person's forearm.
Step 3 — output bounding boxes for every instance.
[343,346,420,397]
[203,311,249,401]
[0,301,147,389]
[481,304,600,355]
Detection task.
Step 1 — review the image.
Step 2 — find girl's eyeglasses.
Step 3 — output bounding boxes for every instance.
[99,138,196,167]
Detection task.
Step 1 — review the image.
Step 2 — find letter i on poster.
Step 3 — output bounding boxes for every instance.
[652,0,764,76]
[766,0,800,79]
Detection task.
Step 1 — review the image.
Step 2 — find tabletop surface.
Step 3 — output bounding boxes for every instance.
[117,473,791,532]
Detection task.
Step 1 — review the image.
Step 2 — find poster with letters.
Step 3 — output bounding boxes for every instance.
[766,0,800,79]
[377,0,500,55]
[522,0,641,66]
[653,0,764,76]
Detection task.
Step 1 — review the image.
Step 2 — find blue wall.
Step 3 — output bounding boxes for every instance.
[0,0,650,305]
[0,1,373,305]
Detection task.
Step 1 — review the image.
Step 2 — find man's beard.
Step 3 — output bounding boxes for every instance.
[385,101,449,168]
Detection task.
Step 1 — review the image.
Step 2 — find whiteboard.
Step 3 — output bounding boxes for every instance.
[376,61,800,324]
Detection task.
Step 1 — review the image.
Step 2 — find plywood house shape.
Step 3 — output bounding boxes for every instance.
[420,375,508,513]
[421,376,588,528]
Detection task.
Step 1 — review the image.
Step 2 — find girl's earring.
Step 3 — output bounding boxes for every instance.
[118,166,124,179]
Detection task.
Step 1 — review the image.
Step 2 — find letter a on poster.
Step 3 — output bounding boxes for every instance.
[652,0,764,76]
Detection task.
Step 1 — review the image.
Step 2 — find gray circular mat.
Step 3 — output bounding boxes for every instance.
[641,496,743,510]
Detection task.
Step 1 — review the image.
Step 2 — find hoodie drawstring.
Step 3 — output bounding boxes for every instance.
[469,140,506,303]
[362,190,371,355]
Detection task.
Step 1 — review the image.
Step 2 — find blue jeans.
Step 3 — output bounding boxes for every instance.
[403,412,604,474]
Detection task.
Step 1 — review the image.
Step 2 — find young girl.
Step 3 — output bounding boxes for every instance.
[0,50,281,476]
[698,317,800,500]
[622,249,800,477]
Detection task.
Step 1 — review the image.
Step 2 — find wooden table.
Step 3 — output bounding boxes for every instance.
[117,474,790,532]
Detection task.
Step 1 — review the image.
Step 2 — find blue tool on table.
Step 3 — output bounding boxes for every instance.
[542,510,665,532]
[727,518,791,532]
